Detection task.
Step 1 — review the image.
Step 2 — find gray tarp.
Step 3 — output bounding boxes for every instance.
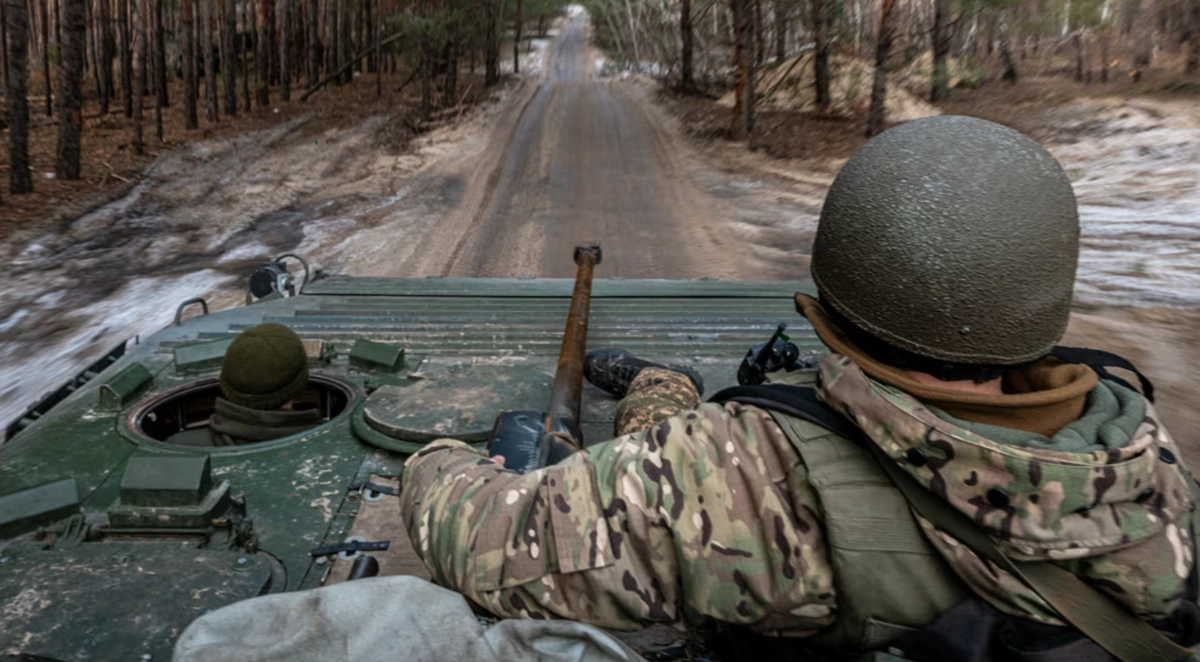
[173,575,648,662]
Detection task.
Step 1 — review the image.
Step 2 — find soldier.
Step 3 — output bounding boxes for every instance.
[169,322,320,446]
[398,116,1200,660]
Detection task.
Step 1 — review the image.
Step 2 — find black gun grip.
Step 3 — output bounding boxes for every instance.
[487,410,549,474]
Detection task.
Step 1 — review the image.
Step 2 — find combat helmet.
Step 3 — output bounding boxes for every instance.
[811,115,1080,368]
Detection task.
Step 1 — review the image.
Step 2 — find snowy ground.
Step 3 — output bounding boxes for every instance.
[1043,98,1200,308]
[1,16,1197,434]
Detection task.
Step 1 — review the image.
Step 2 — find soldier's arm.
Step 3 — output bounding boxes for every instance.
[398,402,837,634]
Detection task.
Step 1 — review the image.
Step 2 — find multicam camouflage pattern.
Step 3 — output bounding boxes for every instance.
[614,368,701,435]
[816,353,1196,624]
[399,351,1195,637]
[399,398,836,634]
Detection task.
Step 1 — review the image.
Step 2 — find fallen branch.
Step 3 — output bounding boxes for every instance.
[301,32,407,102]
[394,68,419,94]
[102,161,133,183]
[456,84,475,122]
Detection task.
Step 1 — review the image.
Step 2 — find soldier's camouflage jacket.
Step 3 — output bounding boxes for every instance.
[398,353,1195,636]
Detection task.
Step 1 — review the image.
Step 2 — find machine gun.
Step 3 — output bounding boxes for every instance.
[486,244,602,473]
[737,323,803,385]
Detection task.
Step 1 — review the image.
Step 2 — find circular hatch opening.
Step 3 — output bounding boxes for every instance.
[133,374,356,447]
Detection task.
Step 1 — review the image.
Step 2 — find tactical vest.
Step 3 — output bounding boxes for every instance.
[767,410,968,656]
[714,366,1200,662]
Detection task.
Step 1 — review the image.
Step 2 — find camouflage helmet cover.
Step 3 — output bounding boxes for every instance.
[811,116,1080,365]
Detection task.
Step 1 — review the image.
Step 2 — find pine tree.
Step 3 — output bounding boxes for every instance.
[6,0,32,193]
[257,0,270,106]
[222,0,237,115]
[56,0,86,180]
[119,0,132,116]
[867,0,896,136]
[204,0,218,120]
[132,0,146,154]
[183,0,199,127]
[279,0,290,101]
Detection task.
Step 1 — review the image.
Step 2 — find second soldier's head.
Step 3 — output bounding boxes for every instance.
[805,115,1080,383]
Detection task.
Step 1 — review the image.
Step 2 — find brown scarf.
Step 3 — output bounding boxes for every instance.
[795,294,1096,437]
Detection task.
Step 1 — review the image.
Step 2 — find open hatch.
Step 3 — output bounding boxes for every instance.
[134,375,356,446]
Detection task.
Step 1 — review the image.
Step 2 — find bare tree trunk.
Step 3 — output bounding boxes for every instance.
[86,0,100,109]
[754,0,764,65]
[1001,33,1018,83]
[681,0,694,89]
[181,0,197,126]
[624,0,640,66]
[1187,0,1200,74]
[56,0,85,179]
[132,0,145,154]
[7,0,32,193]
[203,0,216,117]
[357,0,365,74]
[931,0,951,102]
[1100,32,1110,81]
[222,0,236,115]
[364,0,373,74]
[325,0,336,79]
[152,0,161,140]
[485,0,499,86]
[1073,31,1084,82]
[98,0,113,115]
[729,0,755,139]
[0,0,7,95]
[41,0,51,115]
[278,0,289,101]
[154,0,166,108]
[513,0,521,74]
[374,0,380,95]
[866,0,896,137]
[773,0,786,61]
[306,0,318,87]
[746,0,756,134]
[241,13,250,111]
[812,0,831,110]
[119,0,131,116]
[338,0,348,83]
[266,0,275,83]
[256,0,269,105]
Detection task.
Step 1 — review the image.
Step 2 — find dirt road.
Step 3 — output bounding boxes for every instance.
[0,12,801,424]
[401,16,753,278]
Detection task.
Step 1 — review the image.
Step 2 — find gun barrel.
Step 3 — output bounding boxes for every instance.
[546,244,602,435]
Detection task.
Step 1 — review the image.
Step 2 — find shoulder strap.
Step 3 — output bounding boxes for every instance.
[868,439,1193,662]
[709,384,859,439]
[710,384,1194,662]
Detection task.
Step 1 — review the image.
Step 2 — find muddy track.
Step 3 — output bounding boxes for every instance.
[400,16,755,280]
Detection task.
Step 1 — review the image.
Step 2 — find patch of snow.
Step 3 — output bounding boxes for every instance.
[217,241,274,265]
[0,270,234,424]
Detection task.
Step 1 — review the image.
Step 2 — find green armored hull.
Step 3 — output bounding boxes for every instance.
[0,275,816,661]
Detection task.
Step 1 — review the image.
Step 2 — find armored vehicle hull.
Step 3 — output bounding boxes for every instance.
[0,275,816,661]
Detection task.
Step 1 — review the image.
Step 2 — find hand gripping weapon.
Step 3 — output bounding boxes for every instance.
[486,244,602,473]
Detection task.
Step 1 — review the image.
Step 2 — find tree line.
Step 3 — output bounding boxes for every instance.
[1,0,559,203]
[587,0,1200,137]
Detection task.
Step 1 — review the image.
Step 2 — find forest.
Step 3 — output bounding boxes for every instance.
[586,0,1200,136]
[0,0,559,203]
[0,0,1197,205]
